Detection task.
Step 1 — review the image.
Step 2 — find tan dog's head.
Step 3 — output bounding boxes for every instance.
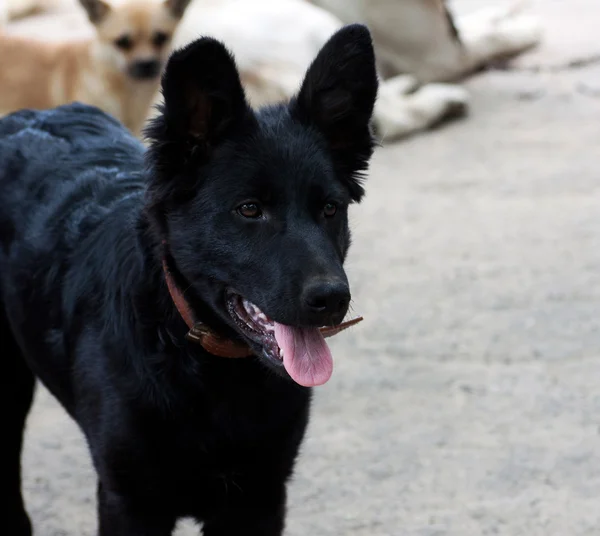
[80,0,192,81]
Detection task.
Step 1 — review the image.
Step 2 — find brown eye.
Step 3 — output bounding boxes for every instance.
[114,35,133,50]
[237,203,262,219]
[152,31,169,47]
[323,202,337,217]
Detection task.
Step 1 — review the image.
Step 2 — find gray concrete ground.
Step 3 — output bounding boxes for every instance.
[20,1,600,534]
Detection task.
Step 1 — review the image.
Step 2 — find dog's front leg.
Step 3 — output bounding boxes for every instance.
[202,509,285,536]
[373,75,469,142]
[97,483,176,536]
[202,488,286,536]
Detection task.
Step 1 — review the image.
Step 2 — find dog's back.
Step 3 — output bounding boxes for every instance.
[0,103,144,253]
[0,38,86,116]
[0,105,147,409]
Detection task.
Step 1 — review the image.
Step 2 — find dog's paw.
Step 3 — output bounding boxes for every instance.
[374,82,469,143]
[415,83,470,118]
[457,1,543,62]
[379,74,420,97]
[491,6,543,53]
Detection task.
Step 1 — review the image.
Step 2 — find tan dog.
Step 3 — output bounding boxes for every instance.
[0,0,191,136]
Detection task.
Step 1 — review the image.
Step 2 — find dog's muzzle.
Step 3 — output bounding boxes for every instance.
[129,60,162,80]
[161,259,363,359]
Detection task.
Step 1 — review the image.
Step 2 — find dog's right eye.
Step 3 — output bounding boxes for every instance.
[237,203,263,219]
[114,35,133,50]
[152,31,169,47]
[323,202,338,217]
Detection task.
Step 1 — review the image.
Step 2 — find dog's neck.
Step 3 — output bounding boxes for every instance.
[78,40,162,137]
[161,257,254,358]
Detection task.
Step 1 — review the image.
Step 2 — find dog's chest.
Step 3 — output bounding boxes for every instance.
[96,383,309,517]
[165,384,309,466]
[100,371,310,495]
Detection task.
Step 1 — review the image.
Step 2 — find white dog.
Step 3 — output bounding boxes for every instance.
[169,0,542,141]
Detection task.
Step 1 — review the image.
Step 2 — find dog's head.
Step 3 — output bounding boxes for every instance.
[80,0,191,81]
[145,25,378,387]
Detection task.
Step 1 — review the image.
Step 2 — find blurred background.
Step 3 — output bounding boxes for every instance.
[3,0,600,534]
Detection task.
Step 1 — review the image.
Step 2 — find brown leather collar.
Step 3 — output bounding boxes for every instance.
[162,259,363,358]
[162,259,252,357]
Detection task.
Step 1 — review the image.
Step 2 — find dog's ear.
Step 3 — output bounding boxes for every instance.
[79,0,110,23]
[149,37,250,148]
[290,24,378,202]
[145,38,251,233]
[164,0,192,18]
[144,36,252,198]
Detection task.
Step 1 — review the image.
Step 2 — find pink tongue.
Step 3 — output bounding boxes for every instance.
[274,323,333,387]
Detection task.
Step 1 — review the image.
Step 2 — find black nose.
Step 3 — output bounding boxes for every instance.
[302,278,351,324]
[128,60,161,80]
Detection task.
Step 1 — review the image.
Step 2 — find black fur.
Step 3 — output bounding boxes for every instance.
[0,25,378,536]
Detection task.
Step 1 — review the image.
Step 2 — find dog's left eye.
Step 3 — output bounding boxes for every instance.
[323,202,337,217]
[153,32,169,47]
[114,35,133,50]
[237,203,263,219]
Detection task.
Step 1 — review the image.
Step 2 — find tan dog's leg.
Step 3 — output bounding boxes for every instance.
[374,75,468,142]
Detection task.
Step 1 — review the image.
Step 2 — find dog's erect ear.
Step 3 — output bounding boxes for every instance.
[144,37,252,191]
[144,38,251,232]
[290,24,378,202]
[79,0,110,23]
[164,0,192,18]
[154,37,249,146]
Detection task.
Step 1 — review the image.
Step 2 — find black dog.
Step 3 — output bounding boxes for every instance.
[0,24,378,536]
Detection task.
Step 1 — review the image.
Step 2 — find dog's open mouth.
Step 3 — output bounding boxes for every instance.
[226,293,334,387]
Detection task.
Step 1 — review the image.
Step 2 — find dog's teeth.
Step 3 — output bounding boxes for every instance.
[243,299,269,322]
[240,298,277,338]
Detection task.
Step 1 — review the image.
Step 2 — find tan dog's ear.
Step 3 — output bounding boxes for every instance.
[79,0,111,23]
[164,0,192,18]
